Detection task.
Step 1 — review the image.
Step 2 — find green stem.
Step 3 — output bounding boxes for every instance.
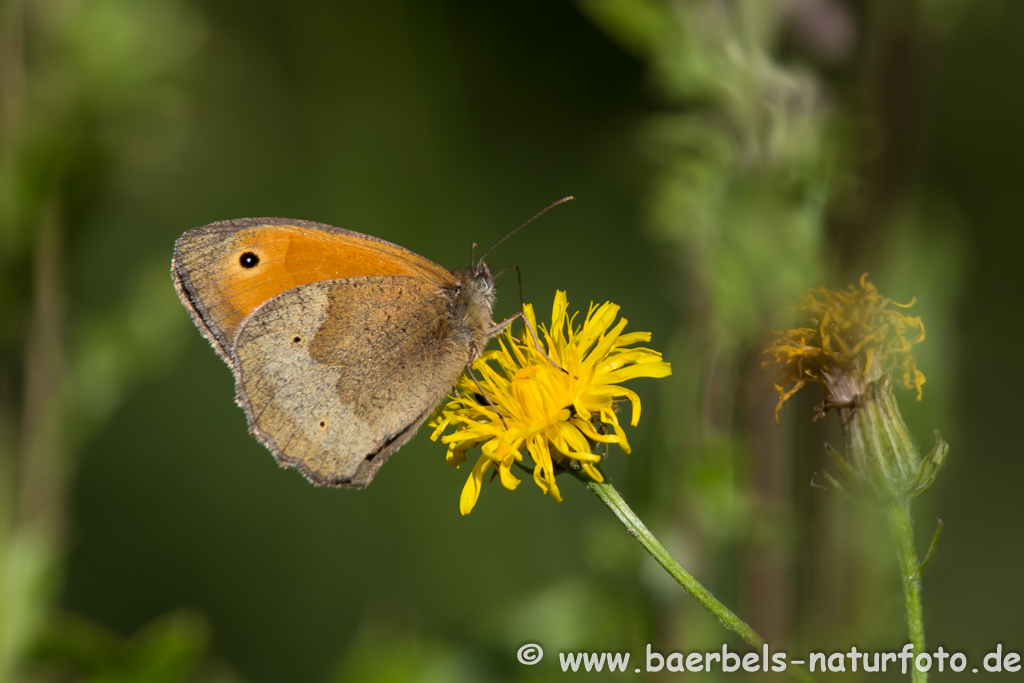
[581,474,760,644]
[572,471,815,683]
[887,500,926,683]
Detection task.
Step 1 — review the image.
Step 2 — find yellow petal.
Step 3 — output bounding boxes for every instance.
[600,360,672,384]
[573,416,619,445]
[460,455,492,515]
[581,462,604,482]
[497,461,522,491]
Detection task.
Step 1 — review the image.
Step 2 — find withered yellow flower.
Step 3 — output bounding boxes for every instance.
[430,291,671,514]
[764,273,926,425]
[765,274,946,502]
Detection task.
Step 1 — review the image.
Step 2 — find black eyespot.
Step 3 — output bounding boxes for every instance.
[239,251,259,268]
[319,421,325,428]
[293,336,302,343]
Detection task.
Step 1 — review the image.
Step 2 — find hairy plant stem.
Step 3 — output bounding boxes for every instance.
[569,470,815,683]
[836,387,931,682]
[887,499,926,683]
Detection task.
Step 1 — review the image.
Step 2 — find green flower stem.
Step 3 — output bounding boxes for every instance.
[571,471,815,683]
[582,475,760,645]
[836,384,932,683]
[887,499,927,683]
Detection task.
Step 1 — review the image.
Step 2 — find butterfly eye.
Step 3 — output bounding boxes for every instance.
[239,251,260,268]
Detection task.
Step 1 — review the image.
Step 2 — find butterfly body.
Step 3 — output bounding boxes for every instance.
[172,217,496,487]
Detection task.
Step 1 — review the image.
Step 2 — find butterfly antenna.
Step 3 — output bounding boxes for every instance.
[510,262,568,375]
[483,263,569,376]
[475,196,575,268]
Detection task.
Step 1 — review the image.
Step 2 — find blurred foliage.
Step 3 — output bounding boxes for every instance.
[1,0,205,678]
[28,611,239,683]
[581,0,837,656]
[578,1,974,670]
[0,0,1020,681]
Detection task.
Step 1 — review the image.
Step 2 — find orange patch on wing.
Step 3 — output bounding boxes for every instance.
[206,224,453,345]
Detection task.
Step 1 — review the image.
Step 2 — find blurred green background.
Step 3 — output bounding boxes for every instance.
[1,0,1021,681]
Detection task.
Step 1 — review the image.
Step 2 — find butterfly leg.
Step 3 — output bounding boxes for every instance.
[465,364,509,429]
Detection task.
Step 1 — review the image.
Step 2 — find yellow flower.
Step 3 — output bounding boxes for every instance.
[764,274,945,501]
[430,291,671,515]
[764,273,926,425]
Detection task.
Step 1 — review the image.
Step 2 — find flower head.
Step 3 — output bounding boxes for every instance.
[430,291,671,514]
[764,273,926,425]
[764,274,945,501]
